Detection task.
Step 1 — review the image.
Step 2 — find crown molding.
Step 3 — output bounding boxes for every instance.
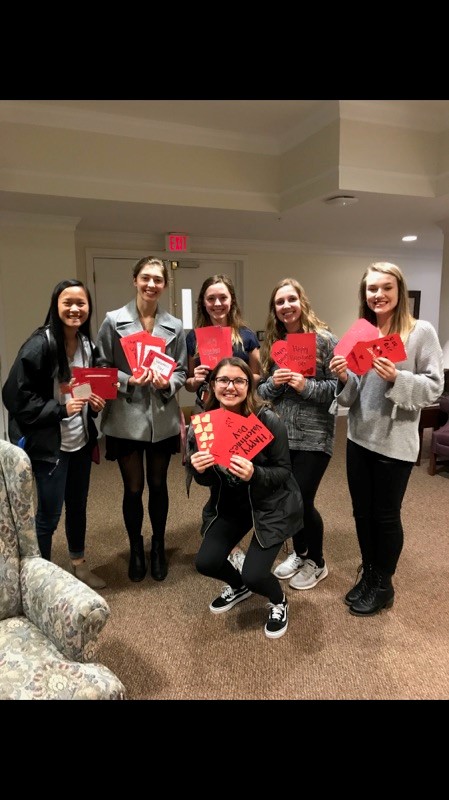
[340,99,449,133]
[0,210,81,230]
[0,100,280,155]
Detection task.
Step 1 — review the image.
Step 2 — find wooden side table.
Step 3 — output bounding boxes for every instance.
[416,403,447,466]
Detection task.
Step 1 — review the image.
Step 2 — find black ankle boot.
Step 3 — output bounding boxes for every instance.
[150,538,168,581]
[349,569,394,616]
[128,537,147,582]
[344,563,372,606]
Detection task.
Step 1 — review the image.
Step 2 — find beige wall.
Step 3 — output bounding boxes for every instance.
[1,221,443,377]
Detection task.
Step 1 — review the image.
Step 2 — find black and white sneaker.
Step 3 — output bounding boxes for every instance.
[264,596,289,638]
[209,584,252,614]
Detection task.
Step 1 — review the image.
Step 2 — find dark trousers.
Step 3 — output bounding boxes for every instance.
[32,442,92,560]
[290,449,331,566]
[195,516,284,605]
[346,439,414,575]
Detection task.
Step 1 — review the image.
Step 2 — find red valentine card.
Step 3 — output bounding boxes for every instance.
[334,319,378,358]
[195,326,233,369]
[191,409,274,468]
[191,410,221,454]
[144,350,177,380]
[271,334,316,375]
[71,367,119,399]
[287,333,316,376]
[271,340,289,368]
[351,334,407,375]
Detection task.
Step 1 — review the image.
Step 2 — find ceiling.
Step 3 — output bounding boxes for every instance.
[3,99,449,256]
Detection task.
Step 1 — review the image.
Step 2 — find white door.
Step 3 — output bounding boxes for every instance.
[88,255,241,408]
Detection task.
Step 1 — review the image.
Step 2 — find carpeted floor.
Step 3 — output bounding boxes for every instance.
[52,417,449,700]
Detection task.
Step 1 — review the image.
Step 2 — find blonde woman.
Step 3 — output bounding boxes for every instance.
[258,278,338,590]
[330,262,443,615]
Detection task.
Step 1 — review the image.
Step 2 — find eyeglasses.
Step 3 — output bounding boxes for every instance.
[214,376,249,388]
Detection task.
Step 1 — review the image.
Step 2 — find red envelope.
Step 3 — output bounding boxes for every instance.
[334,319,378,358]
[351,334,407,375]
[71,367,119,399]
[195,326,233,369]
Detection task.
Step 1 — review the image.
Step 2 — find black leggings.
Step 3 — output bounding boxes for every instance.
[290,449,331,566]
[117,441,173,542]
[346,439,414,575]
[195,517,284,605]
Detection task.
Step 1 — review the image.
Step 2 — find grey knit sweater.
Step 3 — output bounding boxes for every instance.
[257,330,338,456]
[329,320,444,462]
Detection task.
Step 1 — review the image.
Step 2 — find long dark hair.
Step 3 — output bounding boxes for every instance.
[30,279,94,382]
[205,357,267,417]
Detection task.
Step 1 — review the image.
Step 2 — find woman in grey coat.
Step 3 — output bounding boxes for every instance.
[96,257,187,582]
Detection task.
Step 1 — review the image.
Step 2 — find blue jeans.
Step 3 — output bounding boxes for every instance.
[32,442,92,560]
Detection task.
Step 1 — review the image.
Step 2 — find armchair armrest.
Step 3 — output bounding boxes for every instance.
[20,557,110,663]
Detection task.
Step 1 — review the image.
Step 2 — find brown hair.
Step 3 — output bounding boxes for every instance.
[132,256,168,285]
[194,274,248,348]
[205,357,267,417]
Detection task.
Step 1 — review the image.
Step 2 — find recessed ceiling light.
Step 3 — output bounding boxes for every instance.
[324,195,359,207]
[402,235,417,242]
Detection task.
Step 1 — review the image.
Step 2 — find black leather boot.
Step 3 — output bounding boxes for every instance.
[128,536,147,582]
[150,537,168,581]
[344,563,372,606]
[349,569,394,616]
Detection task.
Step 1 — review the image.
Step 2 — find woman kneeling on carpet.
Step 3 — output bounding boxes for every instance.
[186,357,304,639]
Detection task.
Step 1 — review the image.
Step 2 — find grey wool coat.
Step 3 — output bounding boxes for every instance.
[96,300,187,443]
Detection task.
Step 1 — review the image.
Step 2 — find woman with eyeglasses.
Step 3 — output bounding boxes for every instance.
[185,274,261,575]
[257,278,338,592]
[186,357,304,639]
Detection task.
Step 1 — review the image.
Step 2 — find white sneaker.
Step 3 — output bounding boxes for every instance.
[274,552,306,580]
[228,547,246,573]
[289,559,328,590]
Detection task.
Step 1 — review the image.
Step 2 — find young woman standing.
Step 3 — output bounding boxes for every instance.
[330,262,444,615]
[258,278,338,591]
[96,256,187,583]
[2,279,106,589]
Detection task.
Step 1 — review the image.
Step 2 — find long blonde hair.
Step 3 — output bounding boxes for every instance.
[359,262,416,340]
[260,277,332,376]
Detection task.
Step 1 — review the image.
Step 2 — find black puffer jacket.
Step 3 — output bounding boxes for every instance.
[186,406,304,548]
[2,328,99,463]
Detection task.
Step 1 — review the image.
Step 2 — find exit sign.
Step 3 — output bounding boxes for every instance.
[166,233,190,252]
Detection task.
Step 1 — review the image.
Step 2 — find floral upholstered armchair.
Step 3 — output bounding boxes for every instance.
[0,439,126,700]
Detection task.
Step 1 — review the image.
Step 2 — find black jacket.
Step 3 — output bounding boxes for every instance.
[2,328,99,462]
[186,406,304,548]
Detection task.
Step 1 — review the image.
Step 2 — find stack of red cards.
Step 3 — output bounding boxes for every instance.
[271,333,316,375]
[191,408,274,468]
[120,332,168,378]
[334,319,407,375]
